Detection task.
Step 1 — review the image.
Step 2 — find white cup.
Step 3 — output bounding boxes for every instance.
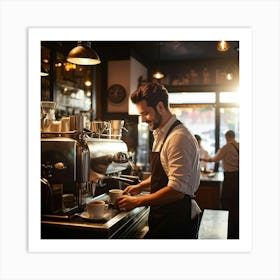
[87,200,107,219]
[109,189,123,205]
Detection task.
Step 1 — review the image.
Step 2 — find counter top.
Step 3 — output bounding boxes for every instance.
[200,171,224,182]
[41,193,149,239]
[198,209,229,239]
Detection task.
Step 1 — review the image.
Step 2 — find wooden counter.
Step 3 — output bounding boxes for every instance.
[195,172,224,210]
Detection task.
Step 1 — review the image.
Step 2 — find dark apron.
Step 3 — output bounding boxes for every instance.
[222,143,239,239]
[144,120,192,239]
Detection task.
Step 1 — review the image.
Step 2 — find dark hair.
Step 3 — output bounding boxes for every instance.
[130,82,169,110]
[194,134,201,142]
[225,130,235,139]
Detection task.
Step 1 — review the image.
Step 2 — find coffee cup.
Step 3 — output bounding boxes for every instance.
[87,200,107,219]
[109,189,123,205]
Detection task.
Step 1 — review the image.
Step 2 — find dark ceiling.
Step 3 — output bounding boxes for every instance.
[43,41,239,67]
[125,41,239,62]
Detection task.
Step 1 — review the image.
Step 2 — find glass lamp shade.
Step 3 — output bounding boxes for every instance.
[152,71,165,79]
[67,43,101,65]
[217,40,230,52]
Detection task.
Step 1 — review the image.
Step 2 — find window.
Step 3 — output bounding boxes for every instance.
[169,91,239,171]
[219,107,240,146]
[169,92,216,104]
[220,91,239,104]
[170,106,216,156]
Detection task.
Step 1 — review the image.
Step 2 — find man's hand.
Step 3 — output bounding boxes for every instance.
[116,195,140,211]
[123,184,142,196]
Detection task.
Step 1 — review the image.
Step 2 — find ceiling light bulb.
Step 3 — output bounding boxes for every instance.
[217,40,230,52]
[85,80,92,87]
[153,71,165,79]
[226,73,233,80]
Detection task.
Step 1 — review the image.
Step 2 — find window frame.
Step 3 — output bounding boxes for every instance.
[169,89,239,171]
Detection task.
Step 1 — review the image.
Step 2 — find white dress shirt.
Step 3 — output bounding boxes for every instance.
[199,147,210,170]
[212,141,239,172]
[152,115,200,196]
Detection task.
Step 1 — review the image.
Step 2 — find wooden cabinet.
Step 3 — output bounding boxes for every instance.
[195,172,223,210]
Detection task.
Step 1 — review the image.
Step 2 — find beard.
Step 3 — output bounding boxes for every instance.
[147,109,162,131]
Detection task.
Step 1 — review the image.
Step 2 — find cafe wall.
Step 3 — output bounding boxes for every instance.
[106,57,148,158]
[107,57,147,114]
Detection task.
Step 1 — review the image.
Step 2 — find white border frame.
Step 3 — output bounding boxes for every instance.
[28,27,252,253]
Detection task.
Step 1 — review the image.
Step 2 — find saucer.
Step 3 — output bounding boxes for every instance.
[79,211,109,221]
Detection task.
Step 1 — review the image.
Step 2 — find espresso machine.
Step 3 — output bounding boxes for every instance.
[41,112,134,216]
[40,101,149,239]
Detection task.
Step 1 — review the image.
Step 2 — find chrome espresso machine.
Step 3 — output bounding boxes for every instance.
[41,117,133,214]
[40,104,147,239]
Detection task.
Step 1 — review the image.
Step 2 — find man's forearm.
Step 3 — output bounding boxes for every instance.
[138,186,184,207]
[138,176,151,192]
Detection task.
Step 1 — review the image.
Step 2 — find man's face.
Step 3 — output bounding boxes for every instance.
[136,100,162,131]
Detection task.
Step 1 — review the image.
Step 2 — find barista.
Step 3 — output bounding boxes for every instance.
[116,82,201,239]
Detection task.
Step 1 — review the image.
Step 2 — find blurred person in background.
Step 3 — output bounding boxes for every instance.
[194,134,210,172]
[202,130,239,239]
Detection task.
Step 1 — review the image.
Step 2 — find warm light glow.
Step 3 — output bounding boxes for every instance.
[64,62,76,71]
[67,43,101,65]
[67,57,101,65]
[220,90,240,104]
[84,80,92,87]
[217,40,230,52]
[226,73,233,80]
[152,71,165,79]
[169,92,216,104]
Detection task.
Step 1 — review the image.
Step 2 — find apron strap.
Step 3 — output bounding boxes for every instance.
[231,143,239,155]
[159,119,182,153]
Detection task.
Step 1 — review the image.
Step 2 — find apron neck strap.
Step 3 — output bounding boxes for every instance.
[159,119,182,153]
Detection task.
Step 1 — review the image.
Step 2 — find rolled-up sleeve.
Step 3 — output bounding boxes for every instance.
[212,148,224,162]
[161,130,200,195]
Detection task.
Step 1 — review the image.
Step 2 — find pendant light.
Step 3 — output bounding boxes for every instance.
[153,42,165,80]
[217,40,230,52]
[67,41,101,65]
